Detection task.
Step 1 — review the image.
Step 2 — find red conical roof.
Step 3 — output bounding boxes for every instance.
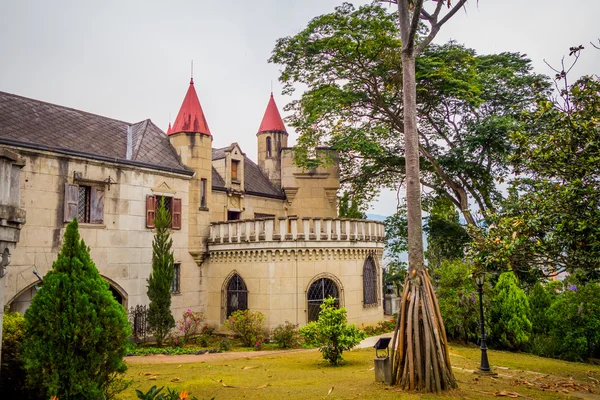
[169,78,211,136]
[166,122,173,135]
[258,93,287,134]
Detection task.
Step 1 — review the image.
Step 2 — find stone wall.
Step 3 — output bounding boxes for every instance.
[2,146,201,319]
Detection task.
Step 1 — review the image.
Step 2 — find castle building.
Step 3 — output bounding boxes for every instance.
[0,79,385,329]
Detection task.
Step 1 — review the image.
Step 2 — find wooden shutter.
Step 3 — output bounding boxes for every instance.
[231,160,238,181]
[172,198,182,230]
[64,183,79,222]
[146,195,156,228]
[90,187,105,224]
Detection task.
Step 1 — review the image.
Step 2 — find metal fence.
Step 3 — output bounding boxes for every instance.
[128,304,149,343]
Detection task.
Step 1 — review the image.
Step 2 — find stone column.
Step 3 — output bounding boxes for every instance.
[0,148,26,365]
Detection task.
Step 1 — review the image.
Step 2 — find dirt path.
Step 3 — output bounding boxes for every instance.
[125,348,315,365]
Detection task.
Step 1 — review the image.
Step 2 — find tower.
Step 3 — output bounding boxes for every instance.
[257,93,288,188]
[168,78,212,263]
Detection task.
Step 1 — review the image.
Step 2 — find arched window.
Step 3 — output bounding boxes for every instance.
[307,277,339,322]
[363,256,377,306]
[266,136,272,158]
[226,274,248,317]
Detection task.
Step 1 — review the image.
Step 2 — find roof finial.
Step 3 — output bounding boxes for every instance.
[270,79,273,95]
[190,60,194,84]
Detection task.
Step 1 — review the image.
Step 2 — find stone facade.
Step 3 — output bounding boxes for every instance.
[0,86,385,333]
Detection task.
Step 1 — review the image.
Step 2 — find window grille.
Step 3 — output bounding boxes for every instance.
[171,263,181,293]
[226,274,248,317]
[77,185,91,223]
[307,278,339,322]
[363,257,377,306]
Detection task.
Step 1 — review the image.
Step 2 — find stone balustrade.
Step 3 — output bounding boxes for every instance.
[208,217,385,245]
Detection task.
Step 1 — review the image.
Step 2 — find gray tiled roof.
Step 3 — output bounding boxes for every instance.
[211,148,284,198]
[0,91,191,174]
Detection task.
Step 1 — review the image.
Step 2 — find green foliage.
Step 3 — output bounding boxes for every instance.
[147,198,176,347]
[218,338,232,352]
[433,260,480,344]
[300,297,366,365]
[424,197,470,270]
[469,73,600,279]
[547,283,600,361]
[135,385,208,400]
[488,272,532,351]
[338,191,366,218]
[271,321,300,349]
[0,312,38,399]
[361,318,396,337]
[177,309,205,344]
[528,282,555,336]
[22,218,131,400]
[270,2,549,225]
[224,310,266,348]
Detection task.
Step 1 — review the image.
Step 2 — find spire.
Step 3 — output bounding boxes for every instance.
[258,93,287,134]
[169,78,211,136]
[166,121,173,135]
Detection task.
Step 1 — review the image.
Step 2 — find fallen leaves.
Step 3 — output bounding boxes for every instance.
[326,386,334,397]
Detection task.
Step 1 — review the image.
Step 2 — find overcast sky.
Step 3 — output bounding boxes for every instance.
[1,0,598,216]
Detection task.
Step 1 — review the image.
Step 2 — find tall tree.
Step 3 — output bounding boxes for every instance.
[270,3,548,228]
[22,219,131,399]
[147,198,176,346]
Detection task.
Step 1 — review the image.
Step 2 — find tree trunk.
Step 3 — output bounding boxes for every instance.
[389,28,457,393]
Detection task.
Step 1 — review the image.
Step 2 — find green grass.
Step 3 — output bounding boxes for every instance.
[121,344,600,400]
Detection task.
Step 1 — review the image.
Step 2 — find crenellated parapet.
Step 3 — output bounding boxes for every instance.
[208,217,385,248]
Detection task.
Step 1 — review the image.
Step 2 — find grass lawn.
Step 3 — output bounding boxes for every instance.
[122,343,600,400]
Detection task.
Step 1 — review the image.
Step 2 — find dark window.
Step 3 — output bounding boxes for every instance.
[266,136,272,158]
[363,257,377,306]
[78,185,91,223]
[226,274,248,317]
[200,179,207,209]
[228,210,241,220]
[146,195,181,229]
[231,160,239,181]
[171,263,181,293]
[254,213,275,219]
[64,183,104,224]
[307,278,339,322]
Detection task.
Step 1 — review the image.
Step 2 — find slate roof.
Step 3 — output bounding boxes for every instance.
[211,148,284,198]
[0,91,192,175]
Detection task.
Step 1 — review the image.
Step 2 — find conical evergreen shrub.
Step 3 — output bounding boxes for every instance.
[22,218,131,400]
[147,198,175,346]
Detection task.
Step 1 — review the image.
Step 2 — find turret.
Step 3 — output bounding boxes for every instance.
[256,93,288,188]
[168,78,212,262]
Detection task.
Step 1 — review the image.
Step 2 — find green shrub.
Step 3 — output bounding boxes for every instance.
[147,198,176,347]
[177,309,205,344]
[547,282,600,361]
[22,219,132,399]
[271,321,300,349]
[198,334,210,347]
[135,385,208,400]
[224,310,266,348]
[489,272,532,350]
[0,312,39,399]
[218,338,232,352]
[433,259,480,343]
[300,297,366,365]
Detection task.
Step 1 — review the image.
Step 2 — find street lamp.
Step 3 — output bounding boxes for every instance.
[474,271,494,374]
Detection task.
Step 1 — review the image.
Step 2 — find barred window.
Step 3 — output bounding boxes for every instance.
[226,274,248,317]
[307,277,339,322]
[171,263,181,293]
[363,256,377,306]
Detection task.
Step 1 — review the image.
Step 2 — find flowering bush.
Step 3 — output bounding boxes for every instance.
[176,309,205,344]
[271,321,300,349]
[224,310,265,348]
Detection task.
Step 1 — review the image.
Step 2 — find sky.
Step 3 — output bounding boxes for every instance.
[1,0,598,217]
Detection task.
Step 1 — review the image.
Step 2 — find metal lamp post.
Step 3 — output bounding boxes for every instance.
[474,272,493,373]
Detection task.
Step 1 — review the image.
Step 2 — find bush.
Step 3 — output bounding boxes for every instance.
[177,309,205,344]
[218,338,232,352]
[224,310,266,348]
[547,282,600,361]
[433,260,480,344]
[271,321,300,349]
[0,312,39,399]
[135,385,206,400]
[300,297,366,365]
[22,219,131,399]
[489,272,532,350]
